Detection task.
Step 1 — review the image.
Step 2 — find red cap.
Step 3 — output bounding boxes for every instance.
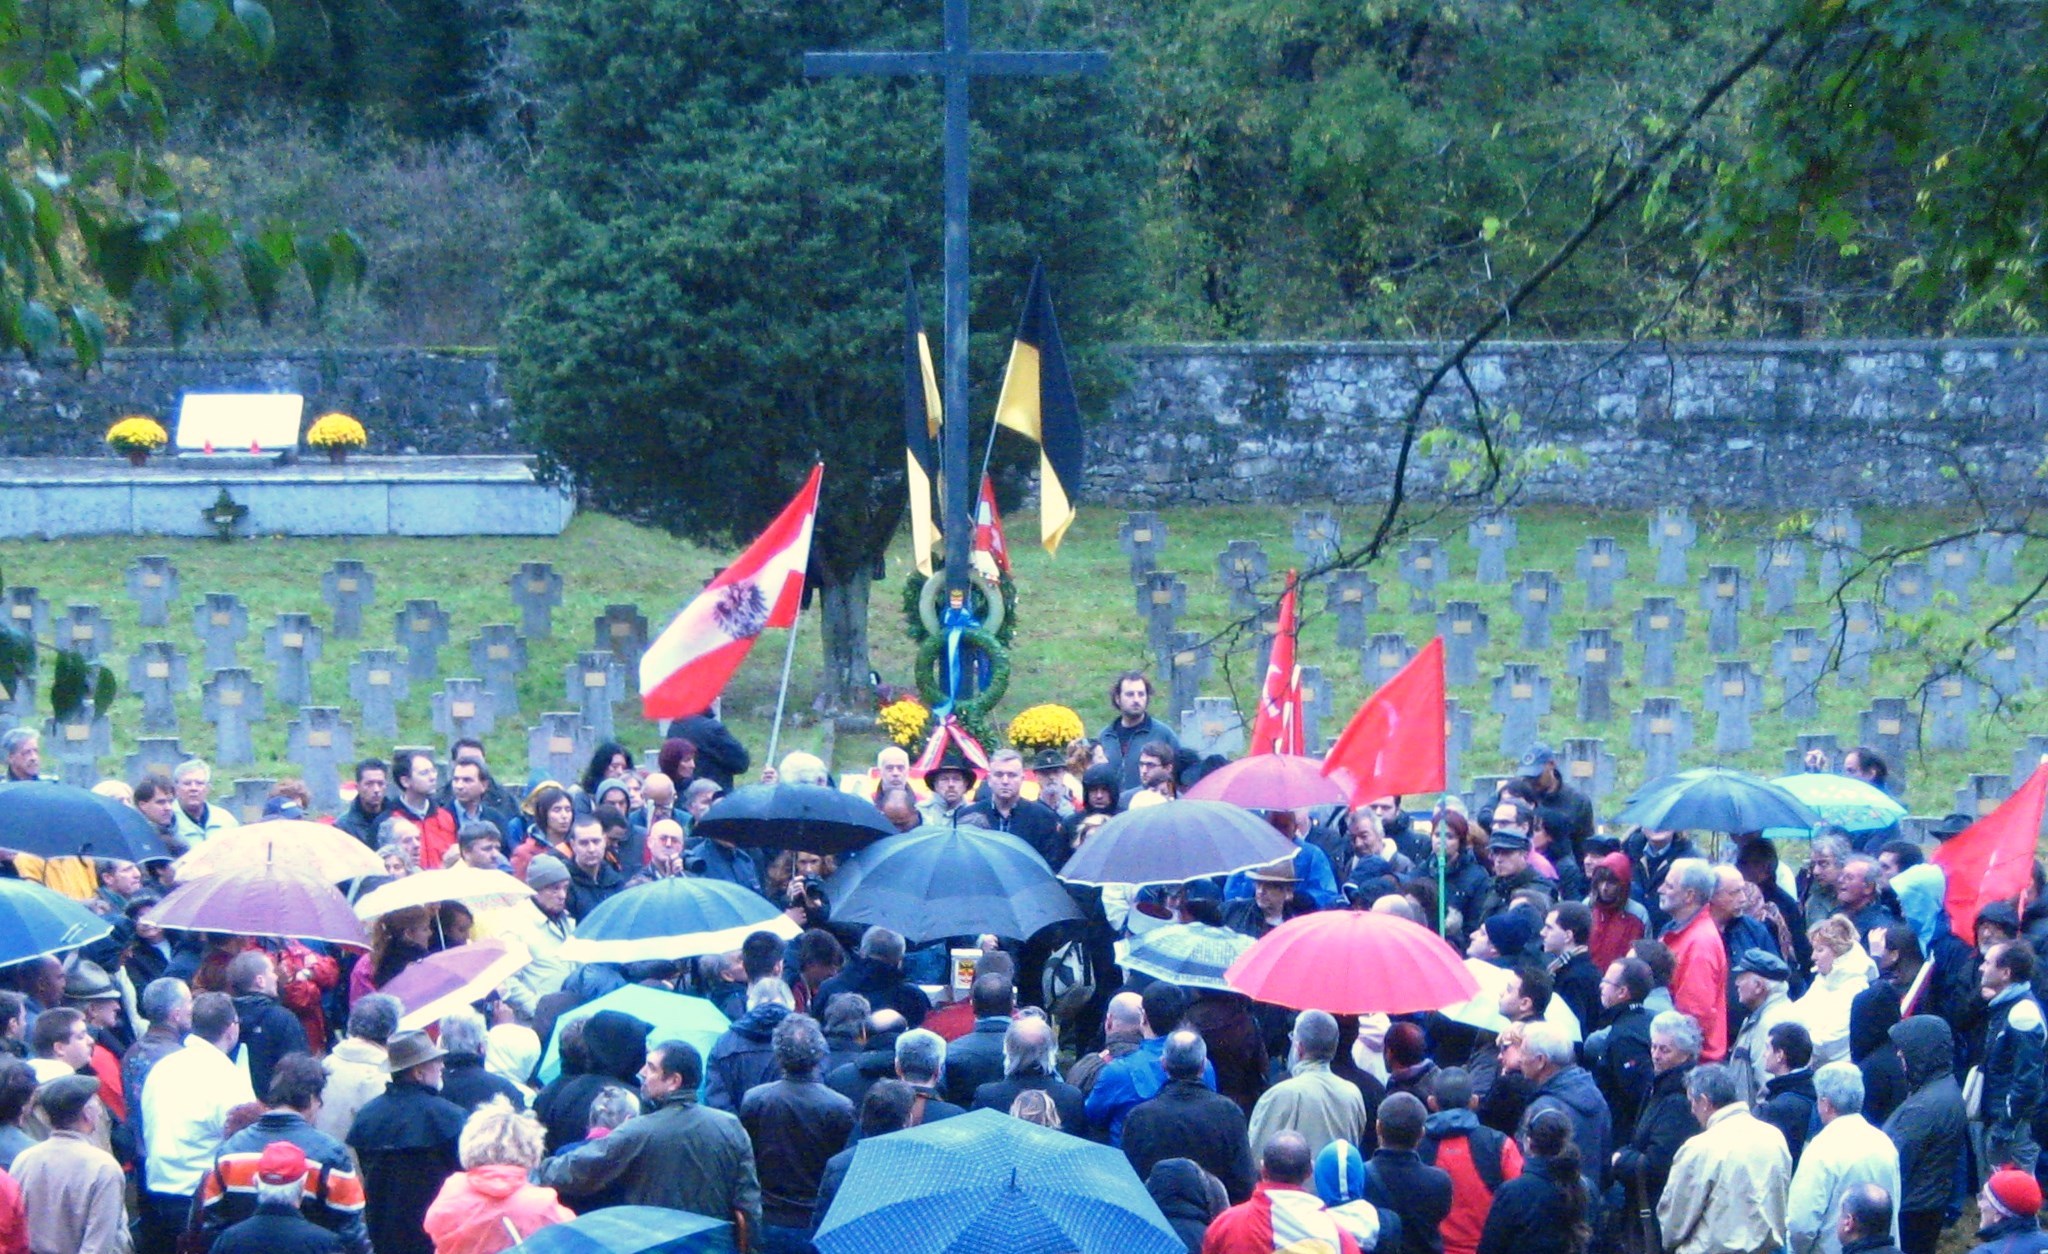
[1991,1168,2043,1217]
[255,1140,309,1186]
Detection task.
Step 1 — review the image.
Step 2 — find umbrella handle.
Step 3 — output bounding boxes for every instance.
[732,1209,751,1254]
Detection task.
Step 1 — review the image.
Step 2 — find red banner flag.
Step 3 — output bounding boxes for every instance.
[1249,571,1302,756]
[1321,637,1447,805]
[1933,761,2048,942]
[973,474,1011,578]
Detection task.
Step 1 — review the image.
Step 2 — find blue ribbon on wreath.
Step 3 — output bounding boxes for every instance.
[933,599,982,715]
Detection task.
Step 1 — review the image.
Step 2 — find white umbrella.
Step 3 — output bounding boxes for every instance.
[1439,957,1583,1041]
[352,866,534,920]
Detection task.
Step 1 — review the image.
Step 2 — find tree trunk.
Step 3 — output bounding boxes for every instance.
[817,573,871,715]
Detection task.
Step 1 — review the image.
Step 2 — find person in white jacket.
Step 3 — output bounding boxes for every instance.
[502,855,577,1019]
[1786,1062,1901,1254]
[1791,916,1876,1065]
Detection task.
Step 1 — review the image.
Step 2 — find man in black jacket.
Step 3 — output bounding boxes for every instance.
[1839,1183,1906,1254]
[345,1031,466,1254]
[564,816,626,921]
[1883,1016,1966,1254]
[971,1016,1090,1137]
[435,1009,526,1113]
[332,759,391,847]
[1121,1030,1254,1203]
[941,974,1014,1105]
[961,749,1066,869]
[228,950,307,1103]
[1587,957,1656,1144]
[1363,1091,1454,1254]
[1542,902,1603,1036]
[814,927,932,1028]
[740,1015,854,1245]
[1610,1009,1702,1249]
[1757,1020,1819,1167]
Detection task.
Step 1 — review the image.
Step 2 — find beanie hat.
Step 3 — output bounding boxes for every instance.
[256,1140,309,1185]
[526,853,571,890]
[1483,910,1533,956]
[1314,1139,1367,1207]
[1991,1168,2043,1218]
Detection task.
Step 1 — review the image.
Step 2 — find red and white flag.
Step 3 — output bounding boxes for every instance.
[639,465,822,719]
[973,474,1011,578]
[1248,571,1303,756]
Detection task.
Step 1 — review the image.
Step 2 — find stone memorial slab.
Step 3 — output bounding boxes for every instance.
[321,560,377,639]
[1180,697,1246,758]
[1650,507,1695,586]
[396,599,452,683]
[1292,511,1341,574]
[1325,572,1379,649]
[1445,699,1473,791]
[1925,671,1978,751]
[1363,633,1416,690]
[1704,660,1763,752]
[263,612,324,709]
[565,651,625,742]
[348,648,410,739]
[1770,627,1826,721]
[1510,570,1562,650]
[1162,631,1211,725]
[43,710,109,784]
[1755,541,1807,617]
[125,556,178,628]
[1397,539,1447,612]
[1980,532,2025,587]
[594,605,650,671]
[1436,602,1489,686]
[1631,697,1695,780]
[528,712,594,785]
[194,593,248,671]
[1782,733,1841,776]
[56,604,110,663]
[1856,698,1920,790]
[509,562,564,639]
[468,624,528,716]
[1813,507,1862,588]
[127,641,188,734]
[1574,538,1627,610]
[1957,773,2012,819]
[1932,540,1978,608]
[202,668,265,767]
[1117,513,1168,581]
[1883,562,1931,614]
[286,707,355,812]
[1560,737,1617,803]
[2,587,48,641]
[1468,512,1517,585]
[1984,629,2030,700]
[1137,573,1188,656]
[124,737,186,785]
[1216,542,1269,615]
[1633,597,1686,688]
[1297,665,1333,753]
[227,779,276,827]
[1836,600,1881,686]
[1566,629,1622,723]
[2015,736,2048,783]
[1489,663,1550,760]
[431,677,499,746]
[1699,566,1748,654]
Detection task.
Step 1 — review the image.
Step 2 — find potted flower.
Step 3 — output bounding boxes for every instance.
[106,415,168,466]
[306,412,368,464]
[1006,703,1084,754]
[877,696,932,749]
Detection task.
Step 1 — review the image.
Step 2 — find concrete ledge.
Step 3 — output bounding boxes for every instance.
[0,455,575,538]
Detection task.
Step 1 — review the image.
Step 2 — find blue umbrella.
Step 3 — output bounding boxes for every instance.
[0,781,171,863]
[558,876,799,964]
[1611,767,1819,834]
[0,878,113,966]
[508,1205,734,1254]
[822,826,1079,943]
[537,985,729,1084]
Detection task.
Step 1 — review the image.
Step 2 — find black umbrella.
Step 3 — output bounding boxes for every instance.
[692,782,895,855]
[821,825,1080,942]
[0,781,172,863]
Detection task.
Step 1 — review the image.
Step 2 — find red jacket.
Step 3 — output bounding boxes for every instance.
[410,802,460,871]
[1588,853,1646,971]
[1426,1117,1523,1254]
[1663,907,1728,1061]
[1203,1182,1361,1254]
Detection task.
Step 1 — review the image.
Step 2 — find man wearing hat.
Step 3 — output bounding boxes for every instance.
[1478,800,1542,923]
[208,1140,346,1254]
[62,959,129,1130]
[11,1073,127,1254]
[503,854,577,1021]
[1730,948,1796,1099]
[1029,748,1075,817]
[1517,743,1594,867]
[346,1029,466,1254]
[917,746,976,827]
[1223,860,1308,941]
[1972,1168,2048,1254]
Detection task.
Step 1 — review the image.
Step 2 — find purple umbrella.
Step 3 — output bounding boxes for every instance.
[147,864,368,948]
[1056,799,1299,887]
[380,938,532,1030]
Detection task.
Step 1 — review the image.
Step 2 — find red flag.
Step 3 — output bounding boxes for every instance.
[1321,637,1447,805]
[1249,571,1303,756]
[973,475,1011,577]
[1934,761,2048,942]
[639,466,822,719]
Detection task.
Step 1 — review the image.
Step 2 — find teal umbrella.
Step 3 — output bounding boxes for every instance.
[1763,772,1907,841]
[1612,767,1818,834]
[537,985,728,1084]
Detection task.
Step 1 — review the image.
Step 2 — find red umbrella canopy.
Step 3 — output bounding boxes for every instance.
[147,863,369,949]
[1225,910,1478,1014]
[1183,754,1350,811]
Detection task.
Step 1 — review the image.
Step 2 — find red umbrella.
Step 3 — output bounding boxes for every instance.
[1183,754,1349,811]
[1225,910,1478,1014]
[147,864,369,949]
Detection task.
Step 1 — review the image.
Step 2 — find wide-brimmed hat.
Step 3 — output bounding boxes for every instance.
[385,1029,447,1074]
[1029,748,1066,773]
[1247,858,1299,884]
[1929,812,1975,842]
[924,746,976,790]
[63,959,121,1003]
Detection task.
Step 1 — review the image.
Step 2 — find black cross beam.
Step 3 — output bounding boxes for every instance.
[806,0,1106,596]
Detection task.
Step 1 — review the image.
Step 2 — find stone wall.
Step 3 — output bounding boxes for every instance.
[0,349,511,455]
[1097,339,2048,508]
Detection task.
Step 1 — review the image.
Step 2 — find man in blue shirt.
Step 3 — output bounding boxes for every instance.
[1084,983,1218,1146]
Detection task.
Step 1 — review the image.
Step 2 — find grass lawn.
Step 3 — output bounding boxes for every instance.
[1,499,2040,824]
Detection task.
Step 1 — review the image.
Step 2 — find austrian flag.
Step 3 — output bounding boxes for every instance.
[639,465,823,719]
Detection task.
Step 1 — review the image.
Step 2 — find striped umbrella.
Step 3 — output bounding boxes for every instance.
[1117,923,1253,991]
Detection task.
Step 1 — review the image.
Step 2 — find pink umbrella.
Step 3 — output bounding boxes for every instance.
[380,938,532,1030]
[146,864,368,949]
[1225,910,1478,1014]
[1183,753,1349,811]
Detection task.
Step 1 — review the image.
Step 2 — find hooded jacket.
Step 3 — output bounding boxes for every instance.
[1589,853,1647,971]
[1851,988,1909,1126]
[1146,1157,1221,1254]
[1881,1016,1967,1215]
[1420,1107,1522,1254]
[422,1163,573,1254]
[534,1009,651,1152]
[1521,1065,1610,1187]
[706,1001,790,1112]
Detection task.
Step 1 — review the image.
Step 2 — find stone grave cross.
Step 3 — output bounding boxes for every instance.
[1632,697,1694,779]
[594,605,650,671]
[1436,601,1489,686]
[194,593,248,671]
[1215,541,1269,615]
[1510,570,1562,650]
[1649,507,1695,586]
[348,648,411,739]
[125,556,178,628]
[469,624,528,716]
[1324,572,1378,649]
[127,641,188,734]
[1704,660,1763,752]
[1699,566,1748,654]
[57,604,111,663]
[528,712,593,784]
[1292,510,1340,574]
[321,561,377,639]
[396,600,453,683]
[432,678,499,747]
[1632,596,1686,688]
[263,613,324,708]
[510,562,564,639]
[1770,627,1825,720]
[202,668,266,767]
[1566,628,1622,723]
[1118,512,1168,580]
[1575,537,1627,610]
[286,707,355,812]
[1755,540,1806,617]
[1398,539,1447,611]
[1489,663,1550,759]
[565,651,625,741]
[1469,511,1517,585]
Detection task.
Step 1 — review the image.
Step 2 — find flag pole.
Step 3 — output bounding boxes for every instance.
[763,606,804,771]
[975,414,1001,493]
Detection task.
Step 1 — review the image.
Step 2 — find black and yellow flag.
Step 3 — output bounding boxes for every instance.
[993,259,1085,555]
[903,269,944,575]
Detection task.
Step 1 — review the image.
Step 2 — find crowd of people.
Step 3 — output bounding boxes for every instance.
[0,674,2037,1254]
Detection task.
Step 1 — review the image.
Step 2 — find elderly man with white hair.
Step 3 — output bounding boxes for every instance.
[1659,857,1731,1062]
[1787,1062,1901,1254]
[968,1016,1090,1134]
[1518,1018,1612,1182]
[1246,1009,1368,1158]
[1658,1063,1793,1254]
